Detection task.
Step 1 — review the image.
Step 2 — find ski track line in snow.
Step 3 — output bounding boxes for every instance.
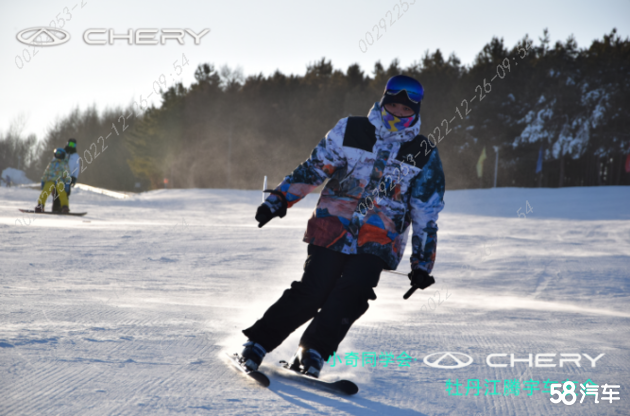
[529,259,557,299]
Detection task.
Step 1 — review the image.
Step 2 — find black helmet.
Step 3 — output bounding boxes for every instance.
[54,148,67,160]
[380,75,424,116]
[65,138,77,154]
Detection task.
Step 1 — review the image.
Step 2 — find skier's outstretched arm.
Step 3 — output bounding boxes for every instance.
[407,148,446,289]
[256,120,348,228]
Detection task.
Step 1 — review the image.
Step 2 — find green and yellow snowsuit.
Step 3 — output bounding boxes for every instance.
[38,158,71,208]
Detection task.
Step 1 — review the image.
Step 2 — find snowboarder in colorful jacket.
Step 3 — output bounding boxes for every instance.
[240,75,445,377]
[36,148,71,213]
[52,138,80,212]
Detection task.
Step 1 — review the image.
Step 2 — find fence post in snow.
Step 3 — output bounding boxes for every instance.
[493,146,499,188]
[262,176,267,203]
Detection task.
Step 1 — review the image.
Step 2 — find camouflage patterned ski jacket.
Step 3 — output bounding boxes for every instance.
[265,103,445,272]
[41,157,70,184]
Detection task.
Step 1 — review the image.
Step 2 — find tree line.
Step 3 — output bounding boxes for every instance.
[2,29,628,191]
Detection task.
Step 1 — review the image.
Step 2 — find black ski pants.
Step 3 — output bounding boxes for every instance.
[51,187,70,212]
[242,244,385,361]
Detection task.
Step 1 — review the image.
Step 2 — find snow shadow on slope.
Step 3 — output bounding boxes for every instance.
[267,377,431,416]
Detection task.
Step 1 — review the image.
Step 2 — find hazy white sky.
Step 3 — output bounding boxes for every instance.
[2,0,628,140]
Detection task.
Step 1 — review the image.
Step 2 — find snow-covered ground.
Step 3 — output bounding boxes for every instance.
[1,185,629,416]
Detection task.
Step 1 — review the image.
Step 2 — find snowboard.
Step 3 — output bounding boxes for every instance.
[19,209,87,217]
[225,352,270,388]
[277,360,359,395]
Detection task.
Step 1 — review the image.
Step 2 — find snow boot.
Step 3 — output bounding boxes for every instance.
[34,205,44,213]
[290,347,325,378]
[61,206,70,214]
[239,340,266,371]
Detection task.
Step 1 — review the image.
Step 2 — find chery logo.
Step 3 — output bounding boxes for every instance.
[423,352,474,369]
[16,27,209,46]
[420,351,605,370]
[16,27,71,46]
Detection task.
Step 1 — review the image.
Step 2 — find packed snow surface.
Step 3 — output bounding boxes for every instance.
[1,185,629,416]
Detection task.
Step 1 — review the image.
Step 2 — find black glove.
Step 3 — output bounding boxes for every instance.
[255,204,275,228]
[408,269,435,290]
[255,190,288,228]
[71,177,77,187]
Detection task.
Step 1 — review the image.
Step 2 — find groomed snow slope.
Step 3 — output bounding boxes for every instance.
[1,186,629,416]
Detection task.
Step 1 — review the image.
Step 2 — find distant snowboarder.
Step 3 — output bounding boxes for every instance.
[239,75,446,378]
[52,138,79,212]
[35,148,72,213]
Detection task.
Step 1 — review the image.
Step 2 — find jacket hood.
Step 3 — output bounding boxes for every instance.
[367,102,422,143]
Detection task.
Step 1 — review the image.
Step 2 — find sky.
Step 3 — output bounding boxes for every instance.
[2,0,629,141]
